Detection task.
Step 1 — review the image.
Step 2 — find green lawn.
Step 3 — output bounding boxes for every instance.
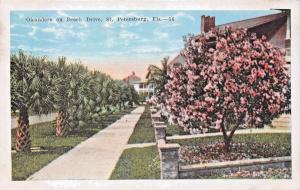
[110,146,160,179]
[171,133,291,167]
[127,106,155,144]
[170,133,291,148]
[11,107,134,181]
[110,133,290,180]
[166,124,189,136]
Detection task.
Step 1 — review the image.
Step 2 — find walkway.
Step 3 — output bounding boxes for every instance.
[124,142,156,149]
[11,113,57,129]
[27,106,145,180]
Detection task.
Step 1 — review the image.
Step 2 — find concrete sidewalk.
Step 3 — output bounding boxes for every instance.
[27,106,145,180]
[11,113,57,129]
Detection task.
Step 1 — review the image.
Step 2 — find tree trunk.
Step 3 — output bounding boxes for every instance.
[224,138,231,153]
[15,108,31,152]
[224,119,242,153]
[220,119,230,152]
[56,111,67,137]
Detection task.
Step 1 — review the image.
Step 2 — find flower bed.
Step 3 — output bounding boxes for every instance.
[177,133,291,165]
[223,168,291,179]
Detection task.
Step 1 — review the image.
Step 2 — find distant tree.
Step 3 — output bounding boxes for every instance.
[146,56,169,104]
[128,85,139,106]
[164,27,290,152]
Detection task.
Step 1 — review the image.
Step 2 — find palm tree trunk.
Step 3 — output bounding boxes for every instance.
[56,110,67,137]
[15,108,31,152]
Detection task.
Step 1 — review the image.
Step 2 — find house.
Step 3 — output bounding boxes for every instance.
[123,72,155,98]
[169,10,291,129]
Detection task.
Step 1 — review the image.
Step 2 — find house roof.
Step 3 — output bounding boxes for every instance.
[217,12,286,30]
[123,72,141,84]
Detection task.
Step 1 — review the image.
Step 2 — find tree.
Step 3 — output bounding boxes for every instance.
[11,51,141,142]
[164,27,290,152]
[84,70,107,125]
[146,56,169,103]
[109,80,138,110]
[127,85,139,106]
[50,58,92,136]
[11,51,53,152]
[50,57,70,136]
[64,63,91,131]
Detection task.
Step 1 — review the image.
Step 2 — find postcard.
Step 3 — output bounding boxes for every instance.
[0,0,300,190]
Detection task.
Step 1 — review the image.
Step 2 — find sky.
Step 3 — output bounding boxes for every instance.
[10,10,280,79]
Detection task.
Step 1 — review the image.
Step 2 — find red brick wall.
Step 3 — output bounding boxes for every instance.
[201,15,215,33]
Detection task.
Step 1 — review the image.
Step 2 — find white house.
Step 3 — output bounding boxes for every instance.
[123,72,154,98]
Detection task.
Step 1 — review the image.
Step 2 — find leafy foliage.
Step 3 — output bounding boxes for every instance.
[163,27,290,151]
[11,50,140,149]
[11,51,54,114]
[146,56,169,104]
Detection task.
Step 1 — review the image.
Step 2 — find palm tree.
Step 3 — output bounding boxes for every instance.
[64,63,91,131]
[102,77,115,112]
[146,56,169,98]
[49,57,70,137]
[11,51,53,152]
[85,70,110,125]
[50,58,92,136]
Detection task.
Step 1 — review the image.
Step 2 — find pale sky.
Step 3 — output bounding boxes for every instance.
[10,10,279,79]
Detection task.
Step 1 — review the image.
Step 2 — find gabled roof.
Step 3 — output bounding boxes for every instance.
[123,72,141,84]
[217,12,286,30]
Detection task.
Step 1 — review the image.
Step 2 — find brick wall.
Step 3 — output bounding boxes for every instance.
[201,15,215,33]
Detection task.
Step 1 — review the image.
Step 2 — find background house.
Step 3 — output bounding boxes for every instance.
[123,72,154,100]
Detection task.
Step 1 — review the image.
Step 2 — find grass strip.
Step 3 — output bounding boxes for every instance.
[170,133,291,148]
[11,107,134,180]
[127,106,155,144]
[110,146,160,179]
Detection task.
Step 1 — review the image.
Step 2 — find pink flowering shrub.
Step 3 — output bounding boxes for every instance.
[164,27,290,151]
[146,95,158,105]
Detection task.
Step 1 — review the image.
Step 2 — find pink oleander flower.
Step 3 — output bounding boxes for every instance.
[257,69,266,78]
[240,97,247,105]
[216,42,222,49]
[161,26,290,143]
[232,62,241,73]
